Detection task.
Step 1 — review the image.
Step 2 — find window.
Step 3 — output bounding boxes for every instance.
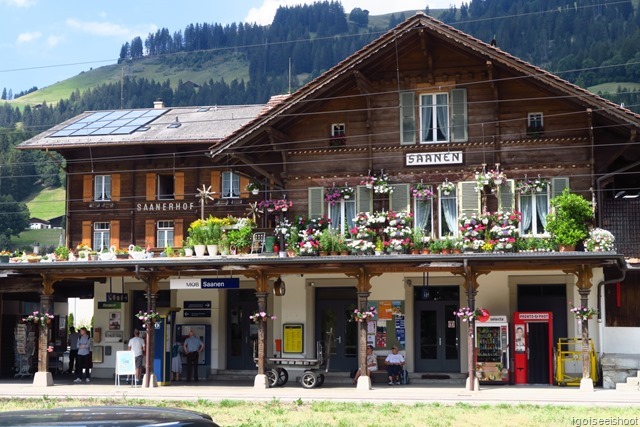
[413,198,433,237]
[528,112,543,129]
[157,174,174,200]
[93,222,110,252]
[520,192,549,235]
[438,187,458,237]
[328,200,356,234]
[421,93,449,143]
[402,88,467,145]
[94,175,111,201]
[332,123,345,137]
[222,171,240,198]
[157,220,174,248]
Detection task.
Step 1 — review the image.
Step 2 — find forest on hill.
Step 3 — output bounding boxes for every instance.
[1,0,640,210]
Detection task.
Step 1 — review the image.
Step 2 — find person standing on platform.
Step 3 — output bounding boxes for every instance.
[73,327,91,383]
[171,341,183,382]
[183,330,204,382]
[67,327,79,374]
[128,329,145,383]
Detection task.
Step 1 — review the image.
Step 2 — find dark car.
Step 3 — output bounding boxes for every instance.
[0,406,220,426]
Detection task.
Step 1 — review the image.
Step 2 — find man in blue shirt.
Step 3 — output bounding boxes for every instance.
[183,330,204,382]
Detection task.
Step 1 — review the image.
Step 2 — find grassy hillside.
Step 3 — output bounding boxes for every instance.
[10,51,250,110]
[25,187,65,220]
[588,82,640,95]
[11,228,62,252]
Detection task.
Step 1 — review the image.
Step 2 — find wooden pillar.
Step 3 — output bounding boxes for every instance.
[347,267,379,390]
[459,264,483,392]
[565,265,594,391]
[34,275,56,386]
[357,291,371,380]
[249,270,270,388]
[136,271,161,388]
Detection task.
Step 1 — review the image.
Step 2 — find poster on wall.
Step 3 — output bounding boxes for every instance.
[375,322,387,348]
[109,312,121,330]
[378,301,393,320]
[395,315,406,347]
[283,324,304,353]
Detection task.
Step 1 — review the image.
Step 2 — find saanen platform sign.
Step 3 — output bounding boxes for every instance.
[170,278,240,290]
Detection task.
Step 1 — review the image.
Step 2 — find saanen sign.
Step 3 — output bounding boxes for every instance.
[405,151,463,166]
[170,278,240,289]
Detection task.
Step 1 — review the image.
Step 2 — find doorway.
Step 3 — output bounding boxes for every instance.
[517,284,567,346]
[528,322,551,384]
[413,286,460,372]
[226,289,258,370]
[315,287,357,371]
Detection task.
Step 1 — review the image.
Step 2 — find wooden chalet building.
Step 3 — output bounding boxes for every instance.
[7,13,640,389]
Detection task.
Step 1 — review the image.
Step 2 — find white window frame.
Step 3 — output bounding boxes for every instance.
[222,171,240,199]
[93,222,110,252]
[528,112,543,128]
[331,123,345,137]
[94,175,111,201]
[420,92,450,143]
[519,191,550,236]
[328,199,356,235]
[413,198,434,237]
[438,188,458,237]
[157,220,174,248]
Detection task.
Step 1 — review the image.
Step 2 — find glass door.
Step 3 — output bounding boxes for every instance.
[414,300,459,372]
[226,289,258,370]
[315,287,357,371]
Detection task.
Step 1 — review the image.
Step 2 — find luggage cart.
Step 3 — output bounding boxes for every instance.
[256,330,333,389]
[555,338,598,386]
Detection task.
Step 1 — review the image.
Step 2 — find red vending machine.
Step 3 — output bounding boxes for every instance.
[475,315,510,384]
[513,312,554,385]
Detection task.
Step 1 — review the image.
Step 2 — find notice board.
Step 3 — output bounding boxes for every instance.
[115,350,136,376]
[368,300,405,350]
[282,323,304,353]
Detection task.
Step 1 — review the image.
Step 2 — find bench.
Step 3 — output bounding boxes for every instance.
[370,355,389,383]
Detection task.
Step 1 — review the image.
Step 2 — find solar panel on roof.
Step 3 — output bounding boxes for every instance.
[50,109,168,138]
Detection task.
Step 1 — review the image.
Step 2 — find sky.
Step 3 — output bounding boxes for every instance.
[0,0,463,95]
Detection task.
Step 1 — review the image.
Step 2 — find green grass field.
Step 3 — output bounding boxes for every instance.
[0,398,637,427]
[588,82,640,95]
[25,187,65,220]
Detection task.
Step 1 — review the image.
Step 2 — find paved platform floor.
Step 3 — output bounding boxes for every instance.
[2,377,639,407]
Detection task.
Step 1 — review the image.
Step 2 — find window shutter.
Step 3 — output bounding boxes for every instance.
[551,177,569,198]
[450,88,468,142]
[308,187,324,219]
[83,175,93,202]
[210,171,221,199]
[459,181,480,218]
[146,173,156,201]
[239,175,250,199]
[174,172,185,200]
[400,92,416,145]
[145,219,155,248]
[173,219,184,247]
[357,185,372,213]
[390,184,410,213]
[498,179,515,212]
[81,221,92,246]
[110,220,120,248]
[111,174,121,202]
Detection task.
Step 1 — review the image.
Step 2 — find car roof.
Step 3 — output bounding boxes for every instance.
[0,406,220,427]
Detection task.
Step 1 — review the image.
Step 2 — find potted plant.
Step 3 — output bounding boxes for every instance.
[228,224,254,254]
[429,239,443,254]
[205,223,222,256]
[319,229,333,255]
[335,235,349,255]
[374,238,384,256]
[182,239,194,257]
[246,181,261,195]
[441,235,456,254]
[115,248,129,259]
[286,226,299,257]
[219,233,230,256]
[584,228,615,252]
[411,228,425,253]
[545,189,593,251]
[53,246,70,261]
[187,219,208,256]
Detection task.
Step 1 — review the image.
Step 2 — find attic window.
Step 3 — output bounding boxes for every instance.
[167,117,181,129]
[197,107,210,112]
[135,126,150,132]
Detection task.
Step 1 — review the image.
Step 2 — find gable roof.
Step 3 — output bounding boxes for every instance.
[208,12,640,159]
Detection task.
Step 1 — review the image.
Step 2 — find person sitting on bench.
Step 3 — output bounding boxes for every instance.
[353,345,378,384]
[385,345,405,385]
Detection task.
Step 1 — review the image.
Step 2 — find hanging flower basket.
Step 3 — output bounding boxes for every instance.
[324,186,342,206]
[439,180,455,195]
[350,307,377,322]
[412,182,434,202]
[135,310,162,323]
[569,303,598,322]
[22,311,54,326]
[249,311,276,323]
[454,307,489,322]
